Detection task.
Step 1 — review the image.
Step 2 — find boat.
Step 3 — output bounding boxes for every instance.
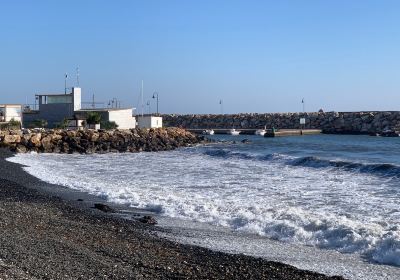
[202,129,215,135]
[228,128,240,135]
[255,126,267,136]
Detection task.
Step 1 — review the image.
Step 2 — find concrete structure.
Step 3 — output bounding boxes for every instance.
[23,87,136,129]
[76,108,136,129]
[0,104,23,123]
[162,112,400,134]
[23,87,82,128]
[264,129,322,137]
[137,115,163,128]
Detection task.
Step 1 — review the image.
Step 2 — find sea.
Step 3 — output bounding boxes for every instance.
[7,134,400,279]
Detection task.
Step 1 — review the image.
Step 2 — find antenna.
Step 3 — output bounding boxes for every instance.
[92,94,95,109]
[76,67,80,87]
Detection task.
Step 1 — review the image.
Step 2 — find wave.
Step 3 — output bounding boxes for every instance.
[203,148,400,178]
[202,149,287,162]
[290,156,400,178]
[7,152,400,267]
[227,208,400,267]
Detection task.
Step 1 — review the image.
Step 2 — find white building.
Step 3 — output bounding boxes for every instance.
[23,87,136,129]
[137,115,163,128]
[0,104,23,123]
[76,108,136,129]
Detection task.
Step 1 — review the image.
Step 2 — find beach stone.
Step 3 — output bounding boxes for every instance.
[94,203,115,213]
[138,215,157,225]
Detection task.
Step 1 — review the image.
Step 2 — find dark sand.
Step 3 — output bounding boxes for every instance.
[0,149,345,279]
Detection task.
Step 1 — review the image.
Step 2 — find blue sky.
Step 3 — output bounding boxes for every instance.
[1,0,400,113]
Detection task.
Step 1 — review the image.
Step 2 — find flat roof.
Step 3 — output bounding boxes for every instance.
[137,114,162,118]
[35,93,73,97]
[0,104,22,107]
[77,108,133,112]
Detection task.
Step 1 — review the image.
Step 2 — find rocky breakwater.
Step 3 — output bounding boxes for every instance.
[0,128,204,153]
[163,111,400,134]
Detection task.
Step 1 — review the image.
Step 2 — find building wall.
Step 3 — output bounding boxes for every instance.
[137,116,163,128]
[72,87,82,111]
[23,103,74,128]
[151,117,162,128]
[4,106,22,122]
[108,109,136,129]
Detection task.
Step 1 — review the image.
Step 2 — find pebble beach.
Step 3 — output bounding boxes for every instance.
[0,148,344,279]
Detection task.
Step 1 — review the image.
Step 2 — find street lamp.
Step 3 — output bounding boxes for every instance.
[146,100,151,114]
[152,91,159,115]
[64,73,68,94]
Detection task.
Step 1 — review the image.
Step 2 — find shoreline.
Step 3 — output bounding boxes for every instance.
[0,148,345,279]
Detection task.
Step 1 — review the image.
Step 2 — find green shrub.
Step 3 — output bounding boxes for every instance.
[55,118,69,129]
[101,120,118,130]
[8,118,21,127]
[0,118,21,130]
[86,112,101,124]
[28,119,48,128]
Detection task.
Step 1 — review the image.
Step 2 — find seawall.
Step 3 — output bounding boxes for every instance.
[162,111,400,134]
[0,128,204,153]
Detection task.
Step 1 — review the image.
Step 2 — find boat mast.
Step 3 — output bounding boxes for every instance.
[141,80,144,117]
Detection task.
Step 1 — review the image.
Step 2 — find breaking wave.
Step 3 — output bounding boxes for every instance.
[7,137,400,267]
[203,148,400,179]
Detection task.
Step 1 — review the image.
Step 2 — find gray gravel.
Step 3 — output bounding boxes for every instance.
[0,149,345,279]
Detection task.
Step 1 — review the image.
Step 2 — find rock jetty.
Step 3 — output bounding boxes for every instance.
[0,127,204,153]
[162,111,400,134]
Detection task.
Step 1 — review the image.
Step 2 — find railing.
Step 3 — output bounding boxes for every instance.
[23,102,126,111]
[23,104,39,112]
[80,101,124,110]
[81,102,106,109]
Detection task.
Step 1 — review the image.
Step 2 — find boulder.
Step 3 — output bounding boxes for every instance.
[29,133,42,147]
[3,134,21,144]
[15,144,27,153]
[41,136,54,152]
[138,215,157,225]
[94,203,115,213]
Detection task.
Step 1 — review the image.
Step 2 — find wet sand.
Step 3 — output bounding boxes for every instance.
[0,149,344,279]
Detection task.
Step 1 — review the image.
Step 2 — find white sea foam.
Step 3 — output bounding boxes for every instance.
[7,147,400,269]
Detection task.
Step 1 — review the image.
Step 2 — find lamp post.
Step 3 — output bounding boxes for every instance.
[152,91,159,115]
[64,73,68,94]
[146,100,151,114]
